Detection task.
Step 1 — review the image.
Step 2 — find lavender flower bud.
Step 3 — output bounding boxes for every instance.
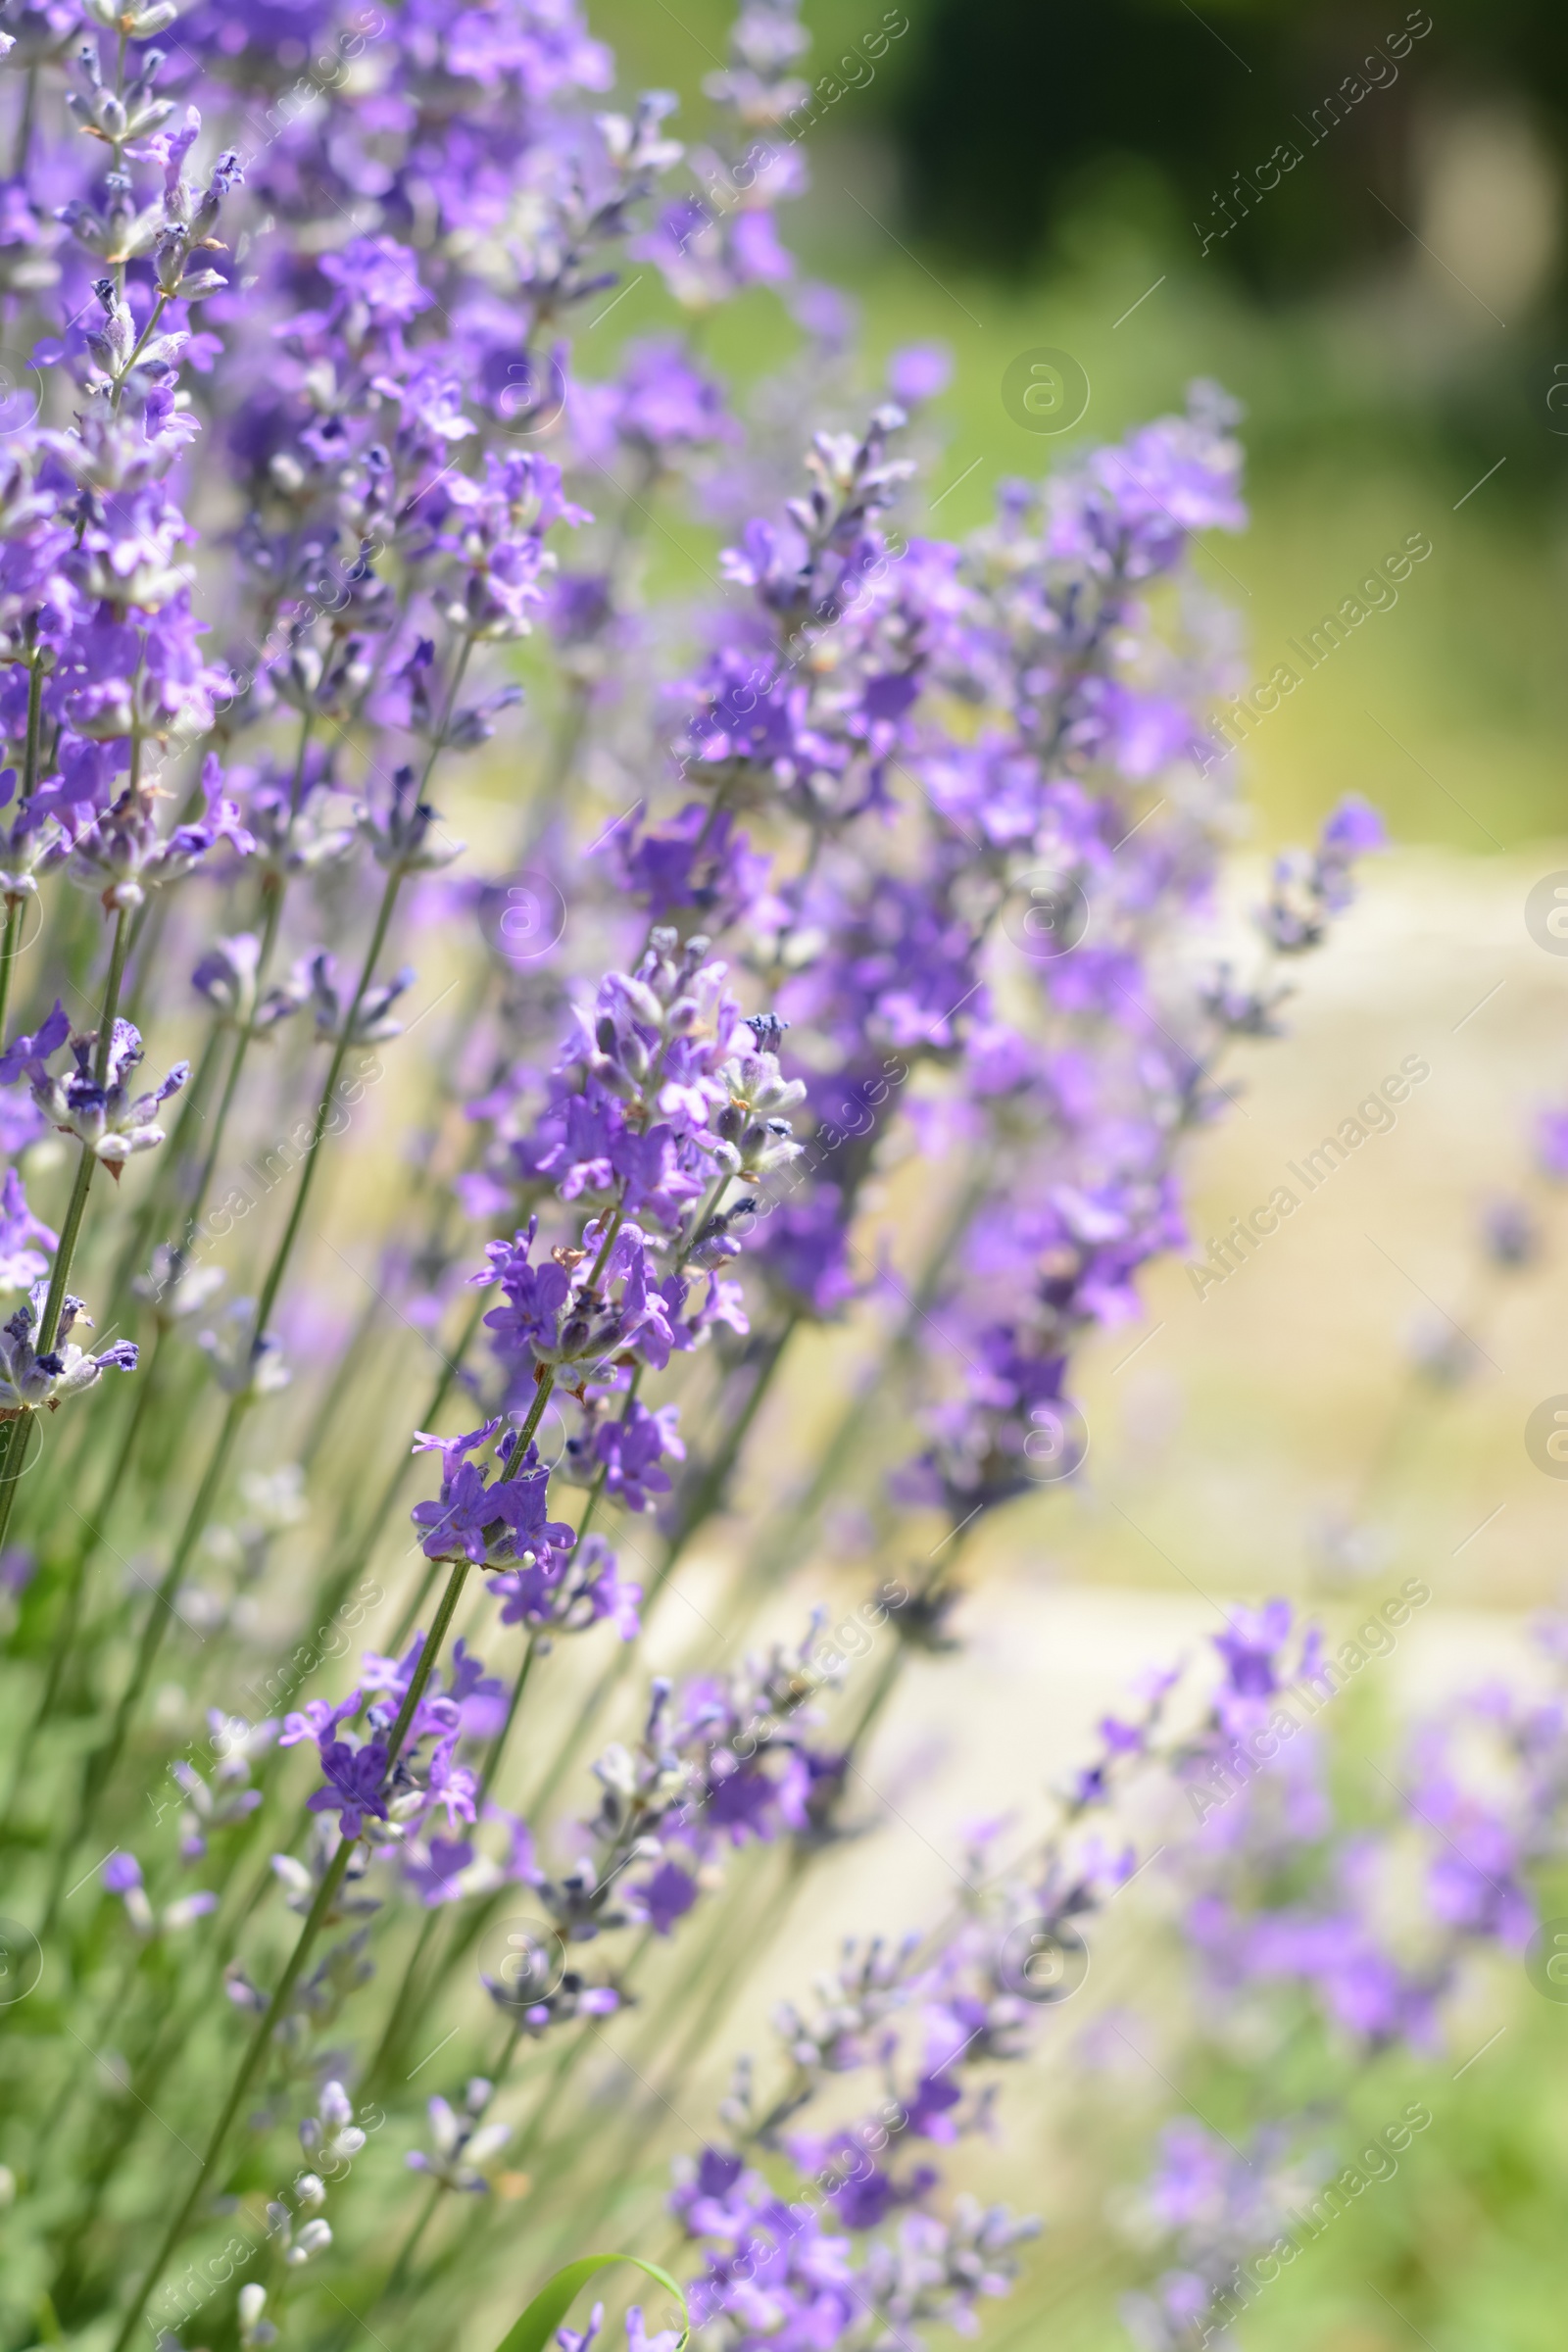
[237,2284,276,2349]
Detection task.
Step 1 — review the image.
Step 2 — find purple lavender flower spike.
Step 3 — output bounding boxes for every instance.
[305,1736,391,1841]
[27,1021,187,1175]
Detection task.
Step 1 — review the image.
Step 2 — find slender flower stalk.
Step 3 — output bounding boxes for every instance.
[178,876,289,1242]
[0,898,24,1048]
[0,1338,162,1834]
[50,763,460,1886]
[0,903,135,1554]
[106,1557,471,2352]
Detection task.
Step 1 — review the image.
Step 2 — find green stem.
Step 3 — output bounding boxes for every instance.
[357,1908,444,2106]
[407,1935,654,2307]
[381,2180,445,2304]
[558,1884,792,2252]
[834,1639,906,1766]
[37,905,131,1360]
[390,1559,441,1657]
[12,65,36,178]
[21,647,42,801]
[110,291,168,412]
[340,2008,524,2348]
[0,646,44,1058]
[514,1365,557,1453]
[321,1290,489,1650]
[705,1168,992,1657]
[0,906,135,1557]
[35,1150,95,1361]
[254,859,404,1348]
[479,1631,537,1807]
[506,1993,610,2167]
[521,1327,792,1827]
[0,1336,163,1836]
[296,1277,388,1479]
[0,897,24,1047]
[31,1919,148,2191]
[39,1388,248,1940]
[105,1020,223,1298]
[798,1532,981,1857]
[410,2038,604,2306]
[360,1502,550,2093]
[105,1838,357,2352]
[368,2024,535,2324]
[52,855,413,1891]
[182,881,288,1246]
[659,1318,793,1575]
[0,1418,35,1574]
[119,890,166,1031]
[568,1467,609,1555]
[105,1559,470,2352]
[109,730,304,1323]
[175,711,308,1238]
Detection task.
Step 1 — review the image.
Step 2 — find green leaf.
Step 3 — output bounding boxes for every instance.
[491,2253,690,2352]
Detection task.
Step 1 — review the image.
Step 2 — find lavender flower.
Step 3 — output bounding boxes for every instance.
[26,1020,187,1170]
[0,1291,137,1415]
[190,933,308,1032]
[406,2079,513,2191]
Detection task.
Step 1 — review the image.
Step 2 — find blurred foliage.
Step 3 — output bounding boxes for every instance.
[889,0,1568,291]
[586,0,1568,850]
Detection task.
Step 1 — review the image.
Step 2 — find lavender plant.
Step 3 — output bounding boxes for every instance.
[0,6,1489,2352]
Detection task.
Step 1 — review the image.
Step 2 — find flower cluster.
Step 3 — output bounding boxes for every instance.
[0,1289,137,1417]
[279,1636,483,1846]
[24,1017,187,1173]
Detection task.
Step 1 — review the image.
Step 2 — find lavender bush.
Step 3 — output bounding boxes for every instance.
[0,5,1550,2352]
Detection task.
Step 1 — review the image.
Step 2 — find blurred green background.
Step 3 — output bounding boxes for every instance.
[586,0,1568,852]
